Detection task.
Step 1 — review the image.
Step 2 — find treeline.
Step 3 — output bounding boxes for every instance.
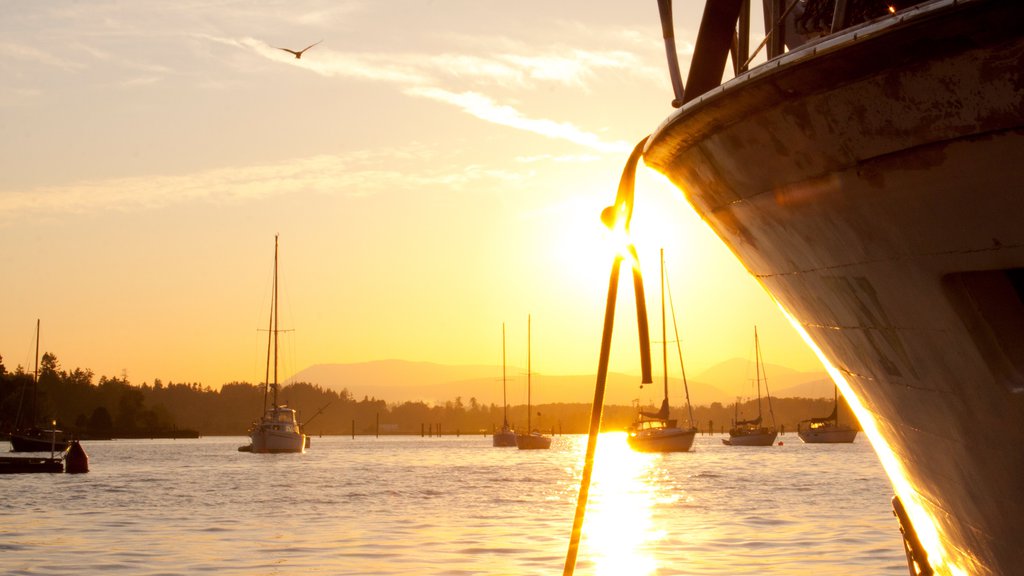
[0,352,858,438]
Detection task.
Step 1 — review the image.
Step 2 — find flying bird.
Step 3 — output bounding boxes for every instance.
[275,40,322,59]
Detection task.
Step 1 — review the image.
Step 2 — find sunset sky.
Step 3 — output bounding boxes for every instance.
[0,1,822,390]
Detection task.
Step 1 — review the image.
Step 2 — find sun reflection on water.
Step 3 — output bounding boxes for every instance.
[571,432,663,576]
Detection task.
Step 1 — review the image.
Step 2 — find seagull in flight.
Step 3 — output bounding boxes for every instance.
[276,40,322,59]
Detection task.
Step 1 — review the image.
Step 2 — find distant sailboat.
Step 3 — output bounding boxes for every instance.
[798,385,859,444]
[9,319,69,453]
[516,315,551,450]
[723,327,778,447]
[627,249,696,453]
[492,323,516,447]
[243,235,306,454]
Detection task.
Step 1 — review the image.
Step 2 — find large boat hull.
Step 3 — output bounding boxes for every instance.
[644,1,1024,573]
[492,428,516,447]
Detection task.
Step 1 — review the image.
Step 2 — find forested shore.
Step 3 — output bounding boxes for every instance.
[1,352,858,439]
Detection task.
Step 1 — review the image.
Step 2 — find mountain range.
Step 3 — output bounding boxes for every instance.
[288,358,833,407]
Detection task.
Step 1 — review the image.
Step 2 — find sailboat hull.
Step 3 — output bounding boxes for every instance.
[249,427,305,454]
[516,432,552,450]
[492,429,516,447]
[9,429,68,453]
[798,427,858,444]
[627,427,696,452]
[723,429,778,447]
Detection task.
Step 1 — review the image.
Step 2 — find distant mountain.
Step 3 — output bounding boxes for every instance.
[691,357,832,401]
[287,357,833,407]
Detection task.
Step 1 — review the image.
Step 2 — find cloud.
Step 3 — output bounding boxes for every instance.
[0,146,533,222]
[212,35,635,153]
[0,41,86,71]
[405,86,629,153]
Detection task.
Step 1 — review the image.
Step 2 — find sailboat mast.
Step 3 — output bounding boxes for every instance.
[32,318,39,425]
[755,326,762,420]
[661,249,668,405]
[528,315,532,433]
[502,322,508,427]
[273,234,279,408]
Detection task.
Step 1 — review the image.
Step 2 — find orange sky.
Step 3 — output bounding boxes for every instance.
[0,1,822,389]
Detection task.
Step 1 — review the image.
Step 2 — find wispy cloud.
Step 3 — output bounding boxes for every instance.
[406,86,629,153]
[0,41,86,71]
[211,35,635,153]
[0,146,531,222]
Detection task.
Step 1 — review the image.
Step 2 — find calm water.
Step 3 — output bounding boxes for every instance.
[1,434,908,575]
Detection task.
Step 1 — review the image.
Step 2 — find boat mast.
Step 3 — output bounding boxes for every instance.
[502,322,508,428]
[32,318,39,426]
[273,234,279,409]
[661,249,669,410]
[527,315,532,433]
[754,326,762,421]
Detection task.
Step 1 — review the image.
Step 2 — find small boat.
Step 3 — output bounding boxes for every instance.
[723,327,778,447]
[10,320,69,453]
[492,323,516,447]
[627,249,696,453]
[243,235,306,454]
[798,386,858,444]
[517,315,551,450]
[0,439,89,474]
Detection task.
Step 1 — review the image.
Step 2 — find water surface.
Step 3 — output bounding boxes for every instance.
[1,434,907,575]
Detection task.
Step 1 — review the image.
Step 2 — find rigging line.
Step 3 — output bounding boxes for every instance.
[664,268,695,428]
[741,0,802,71]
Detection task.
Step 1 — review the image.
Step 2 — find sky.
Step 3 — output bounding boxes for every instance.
[0,0,823,390]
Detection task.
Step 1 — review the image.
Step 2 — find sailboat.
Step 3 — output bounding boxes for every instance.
[492,322,516,447]
[723,327,778,447]
[10,319,69,453]
[516,315,551,450]
[243,235,306,454]
[798,385,858,444]
[627,249,697,453]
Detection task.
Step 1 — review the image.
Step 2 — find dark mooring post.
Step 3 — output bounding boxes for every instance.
[421,423,425,437]
[351,420,355,439]
[376,412,380,438]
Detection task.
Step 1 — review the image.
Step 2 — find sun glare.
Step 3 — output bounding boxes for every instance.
[578,432,661,576]
[777,306,967,575]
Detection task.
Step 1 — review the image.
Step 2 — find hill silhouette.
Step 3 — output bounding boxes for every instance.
[288,358,831,407]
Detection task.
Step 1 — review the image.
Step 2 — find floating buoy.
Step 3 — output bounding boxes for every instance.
[65,440,89,474]
[778,441,784,446]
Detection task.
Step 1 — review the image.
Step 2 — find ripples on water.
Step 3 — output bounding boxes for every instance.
[0,434,907,575]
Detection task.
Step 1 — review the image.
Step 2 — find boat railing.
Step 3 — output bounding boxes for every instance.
[656,0,934,108]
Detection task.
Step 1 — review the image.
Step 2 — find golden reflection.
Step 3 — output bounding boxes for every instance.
[777,306,967,575]
[576,432,661,576]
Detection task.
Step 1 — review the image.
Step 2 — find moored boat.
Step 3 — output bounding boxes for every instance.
[516,315,551,450]
[244,235,306,454]
[799,386,859,444]
[627,249,696,453]
[641,0,1024,572]
[492,323,517,447]
[10,320,69,453]
[723,327,778,447]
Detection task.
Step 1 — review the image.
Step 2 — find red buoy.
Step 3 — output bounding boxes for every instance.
[65,440,89,474]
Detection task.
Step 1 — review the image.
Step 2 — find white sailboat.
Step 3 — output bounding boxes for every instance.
[798,385,858,444]
[723,327,778,447]
[627,249,696,453]
[492,323,516,447]
[245,235,306,454]
[516,315,551,450]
